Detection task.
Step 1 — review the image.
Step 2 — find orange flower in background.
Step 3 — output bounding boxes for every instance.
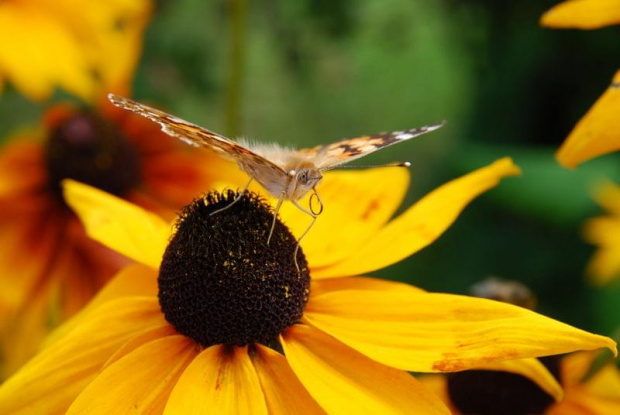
[0,99,245,378]
[541,0,620,29]
[0,0,152,101]
[584,182,620,284]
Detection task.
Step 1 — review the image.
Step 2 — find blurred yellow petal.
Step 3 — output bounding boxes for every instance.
[0,4,93,100]
[556,71,620,168]
[304,290,616,372]
[63,180,171,269]
[474,358,563,402]
[593,181,620,214]
[276,168,409,269]
[548,386,620,415]
[541,0,620,29]
[583,216,620,284]
[67,335,196,415]
[0,297,164,414]
[314,158,521,278]
[584,361,620,399]
[0,0,152,101]
[165,345,268,415]
[282,324,450,414]
[252,344,325,415]
[311,276,424,297]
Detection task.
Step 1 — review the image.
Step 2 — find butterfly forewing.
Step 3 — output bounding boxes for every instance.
[300,122,446,170]
[107,94,287,177]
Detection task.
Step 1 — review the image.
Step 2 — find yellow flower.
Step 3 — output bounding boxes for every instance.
[422,352,620,414]
[583,181,620,284]
[541,0,620,29]
[0,100,245,378]
[554,70,620,168]
[0,159,615,414]
[0,0,152,101]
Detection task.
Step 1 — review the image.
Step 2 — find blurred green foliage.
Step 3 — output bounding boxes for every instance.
[1,0,619,333]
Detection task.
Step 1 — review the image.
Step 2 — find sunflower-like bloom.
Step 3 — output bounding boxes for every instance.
[583,182,620,284]
[0,100,245,378]
[541,0,620,29]
[0,0,152,101]
[422,351,620,414]
[0,158,615,414]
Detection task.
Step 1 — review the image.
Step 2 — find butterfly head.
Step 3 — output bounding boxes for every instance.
[286,164,322,201]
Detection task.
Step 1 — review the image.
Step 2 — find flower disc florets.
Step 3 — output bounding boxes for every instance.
[45,111,140,199]
[158,190,310,347]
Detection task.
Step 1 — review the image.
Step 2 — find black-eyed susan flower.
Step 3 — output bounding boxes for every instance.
[0,0,152,101]
[541,0,620,29]
[0,99,245,378]
[421,278,620,414]
[583,181,620,284]
[0,159,615,414]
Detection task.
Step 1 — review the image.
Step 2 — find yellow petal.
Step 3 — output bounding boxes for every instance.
[311,276,424,298]
[556,70,620,167]
[281,324,450,414]
[473,358,563,402]
[304,290,617,372]
[548,386,620,415]
[314,158,521,278]
[63,180,171,269]
[67,335,196,415]
[165,346,268,415]
[584,361,620,399]
[276,168,409,269]
[561,351,599,387]
[583,216,620,284]
[251,344,325,414]
[541,0,620,29]
[42,264,158,348]
[0,297,164,414]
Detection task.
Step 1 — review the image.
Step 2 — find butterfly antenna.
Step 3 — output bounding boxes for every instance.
[267,193,285,246]
[209,177,254,216]
[334,161,411,170]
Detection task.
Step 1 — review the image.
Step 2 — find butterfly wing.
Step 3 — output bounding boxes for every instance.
[299,121,446,170]
[107,94,288,177]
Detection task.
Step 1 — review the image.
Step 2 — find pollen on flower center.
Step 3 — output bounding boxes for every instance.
[45,111,140,199]
[158,190,310,347]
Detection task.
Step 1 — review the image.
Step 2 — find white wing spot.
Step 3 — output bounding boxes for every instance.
[395,132,415,140]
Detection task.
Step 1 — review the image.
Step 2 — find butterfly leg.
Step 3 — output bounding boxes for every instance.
[267,192,286,246]
[209,177,254,216]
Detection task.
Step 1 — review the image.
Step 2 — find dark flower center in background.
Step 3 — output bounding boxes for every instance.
[447,277,559,414]
[45,111,140,200]
[158,190,310,347]
[447,356,561,415]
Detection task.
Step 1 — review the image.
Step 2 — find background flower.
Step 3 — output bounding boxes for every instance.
[0,0,152,101]
[0,99,245,378]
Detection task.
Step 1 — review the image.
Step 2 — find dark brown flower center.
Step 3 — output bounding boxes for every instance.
[447,277,559,414]
[45,111,140,200]
[447,356,561,415]
[158,191,310,347]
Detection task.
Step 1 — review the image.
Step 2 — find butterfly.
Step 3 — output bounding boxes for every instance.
[108,93,445,263]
